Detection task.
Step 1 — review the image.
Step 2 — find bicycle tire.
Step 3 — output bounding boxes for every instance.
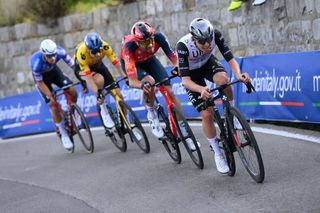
[214,112,236,176]
[71,104,94,153]
[227,107,265,183]
[98,104,127,152]
[157,105,181,163]
[172,106,204,169]
[119,101,150,153]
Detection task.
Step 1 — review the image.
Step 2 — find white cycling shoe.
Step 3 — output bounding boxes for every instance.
[101,112,115,129]
[148,112,164,138]
[214,153,230,174]
[61,135,73,150]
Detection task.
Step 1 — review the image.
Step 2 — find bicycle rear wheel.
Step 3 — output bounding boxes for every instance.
[98,104,127,152]
[172,106,204,169]
[227,107,265,183]
[71,104,94,153]
[214,113,236,176]
[157,105,181,163]
[119,101,150,153]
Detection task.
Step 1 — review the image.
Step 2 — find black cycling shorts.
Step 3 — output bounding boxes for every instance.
[74,60,115,87]
[185,55,227,112]
[35,66,73,103]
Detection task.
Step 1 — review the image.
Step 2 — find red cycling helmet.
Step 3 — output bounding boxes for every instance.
[131,21,155,41]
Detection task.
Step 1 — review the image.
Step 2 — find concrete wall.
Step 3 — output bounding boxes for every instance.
[0,0,319,98]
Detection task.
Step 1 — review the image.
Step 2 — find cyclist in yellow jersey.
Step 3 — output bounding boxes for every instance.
[74,32,126,128]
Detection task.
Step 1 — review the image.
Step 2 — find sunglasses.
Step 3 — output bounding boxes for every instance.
[45,53,57,58]
[138,37,155,48]
[90,48,101,55]
[197,36,213,45]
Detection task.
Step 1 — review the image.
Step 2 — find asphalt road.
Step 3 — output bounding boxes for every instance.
[0,123,319,213]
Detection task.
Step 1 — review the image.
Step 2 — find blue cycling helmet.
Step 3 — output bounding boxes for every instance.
[84,32,102,50]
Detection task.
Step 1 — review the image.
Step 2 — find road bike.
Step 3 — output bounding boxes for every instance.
[150,70,204,169]
[53,82,94,153]
[98,78,150,153]
[206,80,265,183]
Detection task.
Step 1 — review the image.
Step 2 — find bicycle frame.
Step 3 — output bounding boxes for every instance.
[155,85,178,137]
[53,82,80,134]
[209,80,255,148]
[102,78,131,130]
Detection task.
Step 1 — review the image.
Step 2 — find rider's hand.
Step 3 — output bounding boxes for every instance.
[239,73,250,84]
[200,87,211,100]
[81,81,88,94]
[125,79,130,86]
[141,81,152,94]
[96,90,104,105]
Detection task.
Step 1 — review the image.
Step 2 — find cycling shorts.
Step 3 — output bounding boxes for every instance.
[74,61,115,87]
[35,66,73,103]
[120,56,170,86]
[185,55,227,112]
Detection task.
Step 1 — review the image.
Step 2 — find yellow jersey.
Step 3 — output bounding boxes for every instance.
[75,40,120,76]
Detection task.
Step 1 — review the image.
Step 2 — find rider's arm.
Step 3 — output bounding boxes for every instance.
[36,80,54,101]
[114,61,127,79]
[228,58,242,79]
[84,74,99,96]
[214,30,242,79]
[58,46,75,69]
[156,32,178,65]
[122,46,142,88]
[214,29,234,62]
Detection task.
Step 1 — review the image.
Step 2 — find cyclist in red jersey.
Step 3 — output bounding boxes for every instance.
[120,21,200,149]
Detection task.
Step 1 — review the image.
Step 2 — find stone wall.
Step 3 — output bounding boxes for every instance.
[1,0,320,98]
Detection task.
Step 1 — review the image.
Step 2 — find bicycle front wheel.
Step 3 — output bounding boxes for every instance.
[227,107,265,183]
[71,104,94,153]
[120,101,150,153]
[98,104,127,152]
[157,105,181,163]
[172,106,204,169]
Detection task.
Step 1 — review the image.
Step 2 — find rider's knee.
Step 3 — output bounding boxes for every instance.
[201,110,214,122]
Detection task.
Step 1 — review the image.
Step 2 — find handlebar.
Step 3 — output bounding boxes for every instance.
[98,76,128,98]
[209,80,255,94]
[53,82,80,97]
[152,67,179,87]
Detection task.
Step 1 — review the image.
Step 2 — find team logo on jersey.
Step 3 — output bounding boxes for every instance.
[103,45,109,51]
[81,53,86,60]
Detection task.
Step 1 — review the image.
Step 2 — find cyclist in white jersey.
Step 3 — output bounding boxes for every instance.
[176,18,250,174]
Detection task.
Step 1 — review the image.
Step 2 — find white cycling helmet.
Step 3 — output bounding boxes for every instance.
[40,39,57,55]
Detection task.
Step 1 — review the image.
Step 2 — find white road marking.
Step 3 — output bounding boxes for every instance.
[0,123,319,144]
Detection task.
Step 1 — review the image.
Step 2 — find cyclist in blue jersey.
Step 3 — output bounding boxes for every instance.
[30,39,77,150]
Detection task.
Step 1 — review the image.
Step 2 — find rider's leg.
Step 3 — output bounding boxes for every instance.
[93,73,115,128]
[213,72,233,102]
[141,75,156,107]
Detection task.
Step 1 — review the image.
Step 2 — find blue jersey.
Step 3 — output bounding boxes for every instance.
[30,46,74,81]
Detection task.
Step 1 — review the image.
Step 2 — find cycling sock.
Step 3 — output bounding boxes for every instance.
[146,106,155,119]
[56,122,68,137]
[229,100,235,106]
[208,137,222,155]
[178,121,188,137]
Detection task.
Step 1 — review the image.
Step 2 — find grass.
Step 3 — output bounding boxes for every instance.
[0,0,121,27]
[67,0,120,14]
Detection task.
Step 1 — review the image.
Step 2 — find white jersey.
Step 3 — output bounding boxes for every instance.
[177,34,216,70]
